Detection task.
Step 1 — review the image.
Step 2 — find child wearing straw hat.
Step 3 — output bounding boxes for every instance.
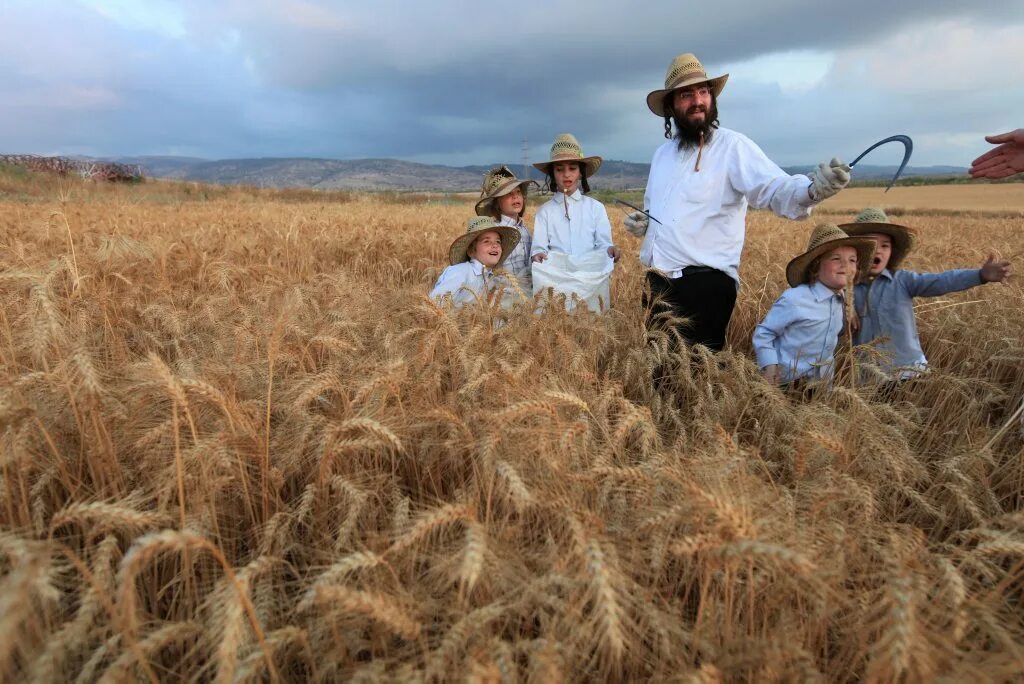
[476,165,538,294]
[430,216,521,307]
[842,207,1011,379]
[530,133,619,264]
[753,224,875,387]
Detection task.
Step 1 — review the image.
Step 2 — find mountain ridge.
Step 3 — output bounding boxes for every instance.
[96,155,967,191]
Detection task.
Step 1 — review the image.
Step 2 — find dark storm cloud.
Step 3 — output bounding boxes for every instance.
[1,0,1022,165]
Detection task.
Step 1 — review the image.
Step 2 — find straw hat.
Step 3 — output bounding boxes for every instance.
[448,216,521,266]
[647,53,729,117]
[838,207,916,271]
[785,224,876,287]
[532,133,602,178]
[474,165,538,216]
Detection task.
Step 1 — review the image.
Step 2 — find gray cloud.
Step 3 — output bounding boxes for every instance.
[1,1,1022,166]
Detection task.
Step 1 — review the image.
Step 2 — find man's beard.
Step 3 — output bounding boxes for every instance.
[672,101,718,150]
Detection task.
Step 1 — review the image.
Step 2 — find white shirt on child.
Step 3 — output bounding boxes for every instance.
[641,128,816,284]
[752,280,847,384]
[531,189,613,258]
[430,259,498,306]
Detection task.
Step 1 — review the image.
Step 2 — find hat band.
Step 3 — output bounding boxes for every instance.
[667,70,710,89]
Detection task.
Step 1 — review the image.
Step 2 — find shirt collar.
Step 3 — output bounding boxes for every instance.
[499,214,523,227]
[468,258,485,275]
[809,280,843,302]
[556,188,582,202]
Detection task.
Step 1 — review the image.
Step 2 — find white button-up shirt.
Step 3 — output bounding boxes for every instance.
[752,281,847,383]
[531,189,613,258]
[430,259,496,307]
[641,127,816,284]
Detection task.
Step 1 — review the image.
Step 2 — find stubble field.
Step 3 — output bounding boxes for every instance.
[2,171,1023,682]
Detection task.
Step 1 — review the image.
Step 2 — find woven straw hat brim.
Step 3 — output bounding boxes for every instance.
[532,155,602,178]
[448,225,521,267]
[647,73,729,117]
[838,221,916,271]
[785,237,876,288]
[473,178,538,216]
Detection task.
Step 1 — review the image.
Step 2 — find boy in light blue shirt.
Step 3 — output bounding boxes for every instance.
[842,208,1011,379]
[753,224,875,386]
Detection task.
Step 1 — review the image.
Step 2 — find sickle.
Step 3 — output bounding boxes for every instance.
[849,134,913,192]
[612,198,663,225]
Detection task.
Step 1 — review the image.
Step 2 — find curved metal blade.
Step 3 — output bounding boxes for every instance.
[849,134,913,192]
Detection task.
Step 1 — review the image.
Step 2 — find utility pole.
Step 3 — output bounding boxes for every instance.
[521,138,530,181]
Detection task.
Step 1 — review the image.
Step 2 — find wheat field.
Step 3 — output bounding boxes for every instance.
[2,171,1023,682]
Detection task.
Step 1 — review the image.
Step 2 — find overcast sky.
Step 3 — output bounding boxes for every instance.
[2,0,1023,167]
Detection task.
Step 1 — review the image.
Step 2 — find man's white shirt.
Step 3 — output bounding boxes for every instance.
[640,127,815,284]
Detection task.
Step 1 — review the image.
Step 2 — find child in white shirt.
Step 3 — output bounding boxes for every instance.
[430,216,521,307]
[530,133,619,264]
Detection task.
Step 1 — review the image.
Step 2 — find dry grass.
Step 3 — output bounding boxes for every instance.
[2,171,1023,681]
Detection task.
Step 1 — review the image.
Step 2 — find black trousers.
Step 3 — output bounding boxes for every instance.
[644,268,738,352]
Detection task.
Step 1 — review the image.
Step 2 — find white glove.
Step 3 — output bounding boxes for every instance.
[623,210,649,237]
[808,157,851,202]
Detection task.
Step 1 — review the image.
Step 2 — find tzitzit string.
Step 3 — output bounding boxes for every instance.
[695,131,704,172]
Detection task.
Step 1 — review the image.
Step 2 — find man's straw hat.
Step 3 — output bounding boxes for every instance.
[785,223,876,287]
[474,165,538,216]
[647,53,729,117]
[838,207,916,271]
[448,216,521,267]
[532,133,602,178]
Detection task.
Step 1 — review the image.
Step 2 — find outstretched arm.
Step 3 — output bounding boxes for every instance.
[899,254,1011,297]
[969,129,1024,179]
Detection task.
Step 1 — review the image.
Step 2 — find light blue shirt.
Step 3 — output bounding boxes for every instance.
[531,189,613,257]
[854,268,982,375]
[753,281,847,383]
[430,259,499,306]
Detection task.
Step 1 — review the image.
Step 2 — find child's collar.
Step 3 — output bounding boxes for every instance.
[556,187,582,201]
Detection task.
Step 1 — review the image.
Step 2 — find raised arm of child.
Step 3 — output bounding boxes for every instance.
[901,255,1011,298]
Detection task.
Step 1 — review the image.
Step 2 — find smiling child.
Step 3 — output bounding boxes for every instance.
[430,216,521,307]
[753,224,875,386]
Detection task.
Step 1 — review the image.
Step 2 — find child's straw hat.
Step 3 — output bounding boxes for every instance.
[647,53,729,117]
[838,208,916,271]
[474,165,538,216]
[448,216,521,267]
[786,223,876,287]
[532,134,602,178]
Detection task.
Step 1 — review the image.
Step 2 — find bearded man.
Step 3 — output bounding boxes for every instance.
[625,53,851,352]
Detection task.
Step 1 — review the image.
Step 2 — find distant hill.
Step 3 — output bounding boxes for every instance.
[92,155,967,191]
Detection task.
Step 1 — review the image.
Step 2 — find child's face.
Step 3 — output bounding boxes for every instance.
[864,233,892,275]
[469,230,502,267]
[816,245,858,292]
[553,162,581,193]
[497,187,524,217]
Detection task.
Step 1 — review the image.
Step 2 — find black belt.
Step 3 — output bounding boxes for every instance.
[681,265,717,276]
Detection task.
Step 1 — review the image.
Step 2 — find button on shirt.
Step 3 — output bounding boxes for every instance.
[430,259,496,307]
[641,128,816,284]
[498,214,533,293]
[753,281,847,383]
[531,189,613,258]
[854,268,982,375]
